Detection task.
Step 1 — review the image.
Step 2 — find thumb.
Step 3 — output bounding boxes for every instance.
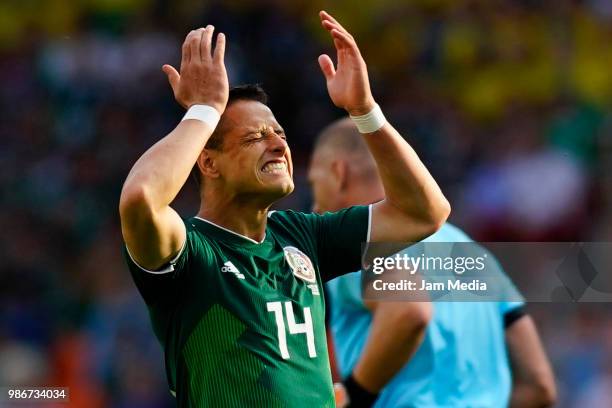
[318,54,335,81]
[162,64,180,91]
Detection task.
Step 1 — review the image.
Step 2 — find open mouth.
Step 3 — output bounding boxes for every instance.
[261,161,288,175]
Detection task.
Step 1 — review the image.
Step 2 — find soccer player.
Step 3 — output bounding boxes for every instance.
[118,11,450,407]
[309,119,557,408]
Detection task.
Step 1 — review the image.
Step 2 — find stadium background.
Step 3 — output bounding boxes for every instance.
[1,0,611,406]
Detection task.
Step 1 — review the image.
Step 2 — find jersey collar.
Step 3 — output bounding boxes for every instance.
[192,216,268,246]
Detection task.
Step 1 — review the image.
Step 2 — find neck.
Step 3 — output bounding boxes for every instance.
[198,190,271,243]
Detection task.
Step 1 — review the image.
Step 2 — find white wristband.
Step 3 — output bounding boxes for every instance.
[182,105,221,129]
[349,104,386,134]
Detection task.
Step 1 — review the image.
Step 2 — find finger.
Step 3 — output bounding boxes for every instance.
[322,19,356,49]
[213,32,226,63]
[318,54,336,81]
[321,19,336,32]
[334,39,347,66]
[181,30,194,69]
[319,10,342,28]
[333,35,346,52]
[189,28,204,62]
[200,25,214,61]
[332,29,359,55]
[162,64,180,91]
[321,20,346,52]
[321,19,346,35]
[320,10,351,36]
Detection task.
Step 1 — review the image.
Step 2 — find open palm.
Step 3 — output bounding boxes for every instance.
[318,11,375,116]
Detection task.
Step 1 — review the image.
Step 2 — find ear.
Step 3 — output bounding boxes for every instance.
[199,149,220,179]
[330,159,348,192]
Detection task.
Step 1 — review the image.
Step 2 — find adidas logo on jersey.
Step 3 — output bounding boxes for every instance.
[307,284,320,296]
[221,261,245,279]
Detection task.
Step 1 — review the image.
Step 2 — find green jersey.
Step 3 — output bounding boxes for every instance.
[124,206,370,407]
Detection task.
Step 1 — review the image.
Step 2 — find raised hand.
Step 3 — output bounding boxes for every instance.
[162,26,229,114]
[318,11,375,116]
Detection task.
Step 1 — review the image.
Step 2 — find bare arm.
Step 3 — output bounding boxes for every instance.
[506,315,557,408]
[318,11,450,242]
[119,26,228,270]
[351,300,432,393]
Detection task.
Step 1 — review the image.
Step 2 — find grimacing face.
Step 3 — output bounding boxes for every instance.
[209,100,294,201]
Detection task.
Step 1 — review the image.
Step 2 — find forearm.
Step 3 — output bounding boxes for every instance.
[506,316,557,408]
[509,383,555,408]
[364,122,450,226]
[352,303,429,392]
[317,11,449,240]
[122,25,227,212]
[122,120,213,210]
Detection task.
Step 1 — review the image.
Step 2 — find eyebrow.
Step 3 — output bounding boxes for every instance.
[238,129,261,139]
[239,125,284,137]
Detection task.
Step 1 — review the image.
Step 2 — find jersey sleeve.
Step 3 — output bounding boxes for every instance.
[492,257,526,325]
[123,221,197,308]
[311,205,371,282]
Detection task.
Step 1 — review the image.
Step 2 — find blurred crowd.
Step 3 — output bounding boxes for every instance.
[1,0,611,406]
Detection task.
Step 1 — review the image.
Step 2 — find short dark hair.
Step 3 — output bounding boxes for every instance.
[192,84,269,188]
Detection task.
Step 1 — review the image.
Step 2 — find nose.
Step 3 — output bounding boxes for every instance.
[268,130,287,154]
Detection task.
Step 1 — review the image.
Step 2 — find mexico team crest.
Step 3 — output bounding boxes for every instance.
[283,246,316,283]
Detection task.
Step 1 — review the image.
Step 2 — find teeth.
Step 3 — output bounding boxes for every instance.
[262,162,287,174]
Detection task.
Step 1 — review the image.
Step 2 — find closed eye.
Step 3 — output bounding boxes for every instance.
[241,128,286,143]
[242,132,263,143]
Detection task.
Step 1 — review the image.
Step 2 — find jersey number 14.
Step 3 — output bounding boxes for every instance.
[267,301,317,359]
